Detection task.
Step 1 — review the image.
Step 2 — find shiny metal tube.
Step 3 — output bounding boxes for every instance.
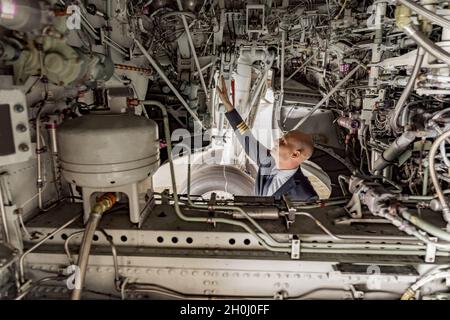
[429,130,450,225]
[176,0,209,100]
[36,108,45,210]
[280,29,286,97]
[402,211,450,242]
[19,215,80,284]
[391,48,424,133]
[231,208,280,220]
[141,100,291,253]
[398,0,450,30]
[0,186,10,244]
[372,131,417,172]
[403,24,450,65]
[134,40,204,129]
[285,55,314,82]
[291,64,363,131]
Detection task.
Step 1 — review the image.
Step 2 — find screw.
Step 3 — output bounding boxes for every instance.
[18,144,29,152]
[16,124,27,133]
[14,104,24,113]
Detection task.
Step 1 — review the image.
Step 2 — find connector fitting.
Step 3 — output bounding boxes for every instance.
[396,5,412,29]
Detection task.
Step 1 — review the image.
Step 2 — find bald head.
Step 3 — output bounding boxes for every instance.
[271,130,314,170]
[284,130,314,160]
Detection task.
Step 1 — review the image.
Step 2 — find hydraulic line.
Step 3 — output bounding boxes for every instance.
[291,63,363,131]
[19,215,80,284]
[176,0,209,100]
[402,24,450,65]
[402,211,450,242]
[401,270,450,300]
[398,0,450,30]
[390,48,425,133]
[133,39,204,129]
[429,130,450,225]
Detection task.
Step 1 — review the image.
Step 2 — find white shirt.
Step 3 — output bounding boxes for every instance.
[265,167,298,196]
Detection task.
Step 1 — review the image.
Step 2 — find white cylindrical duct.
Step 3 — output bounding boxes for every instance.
[234,47,273,114]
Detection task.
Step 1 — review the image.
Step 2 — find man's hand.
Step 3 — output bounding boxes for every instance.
[216,75,234,112]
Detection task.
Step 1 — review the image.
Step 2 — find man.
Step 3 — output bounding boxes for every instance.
[217,76,318,201]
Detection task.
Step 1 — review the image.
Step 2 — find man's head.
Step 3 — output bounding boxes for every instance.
[270,131,314,169]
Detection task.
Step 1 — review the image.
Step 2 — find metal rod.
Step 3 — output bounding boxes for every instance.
[403,24,450,65]
[398,0,450,30]
[390,47,425,133]
[290,64,363,131]
[285,55,314,82]
[134,39,204,129]
[280,29,286,97]
[0,184,10,244]
[429,129,450,225]
[19,215,80,284]
[176,0,209,100]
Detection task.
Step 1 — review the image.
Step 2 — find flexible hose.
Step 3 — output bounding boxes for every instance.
[401,270,450,300]
[70,212,103,300]
[71,193,117,300]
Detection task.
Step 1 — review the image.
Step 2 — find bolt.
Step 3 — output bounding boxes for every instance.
[18,144,29,152]
[14,104,24,113]
[16,124,27,133]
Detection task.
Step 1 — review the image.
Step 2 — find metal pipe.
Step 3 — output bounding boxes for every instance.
[398,0,450,30]
[140,100,291,253]
[291,64,363,131]
[295,212,342,240]
[65,229,120,283]
[280,29,286,98]
[439,141,450,167]
[176,0,209,100]
[402,211,450,242]
[36,107,45,210]
[286,55,314,82]
[403,24,450,65]
[0,185,10,244]
[391,48,425,133]
[429,130,450,225]
[248,70,268,112]
[134,39,204,129]
[19,215,80,284]
[372,131,417,172]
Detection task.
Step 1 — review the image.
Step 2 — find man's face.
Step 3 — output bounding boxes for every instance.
[271,135,298,169]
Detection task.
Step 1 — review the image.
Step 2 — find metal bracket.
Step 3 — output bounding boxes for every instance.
[282,195,296,229]
[425,237,437,263]
[345,192,363,219]
[291,239,300,260]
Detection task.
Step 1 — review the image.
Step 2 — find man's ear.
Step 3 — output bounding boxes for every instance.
[291,150,301,159]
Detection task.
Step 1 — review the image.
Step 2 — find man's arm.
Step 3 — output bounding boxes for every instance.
[217,76,272,167]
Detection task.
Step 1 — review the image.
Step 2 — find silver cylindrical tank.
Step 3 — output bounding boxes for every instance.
[57,113,160,188]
